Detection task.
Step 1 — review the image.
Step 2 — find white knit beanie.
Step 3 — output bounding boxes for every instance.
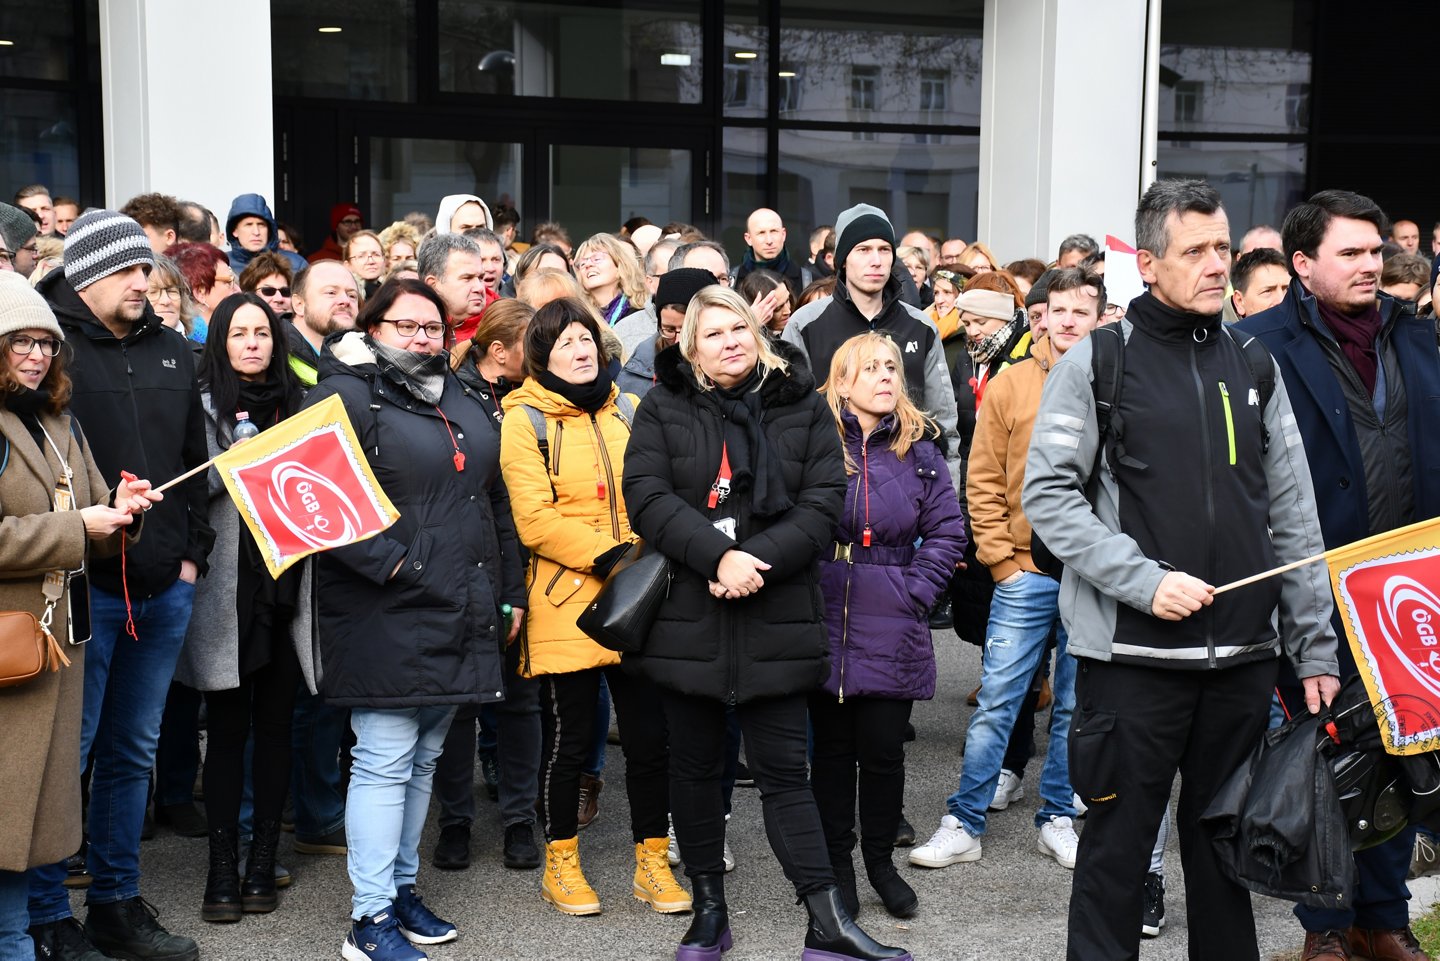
[0,271,64,341]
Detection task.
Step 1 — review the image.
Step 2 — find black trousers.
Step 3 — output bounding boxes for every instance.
[202,643,303,828]
[1066,656,1277,961]
[662,690,832,895]
[538,665,668,842]
[808,694,913,874]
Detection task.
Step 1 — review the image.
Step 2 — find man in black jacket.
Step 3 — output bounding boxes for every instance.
[27,210,212,961]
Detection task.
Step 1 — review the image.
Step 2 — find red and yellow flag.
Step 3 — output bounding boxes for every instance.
[214,394,400,578]
[1328,517,1440,755]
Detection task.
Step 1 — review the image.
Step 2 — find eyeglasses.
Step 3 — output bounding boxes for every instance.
[147,286,180,302]
[0,250,11,266]
[7,335,61,357]
[214,274,239,288]
[19,244,37,257]
[338,217,363,228]
[258,285,292,298]
[575,253,611,267]
[349,251,384,262]
[381,319,447,339]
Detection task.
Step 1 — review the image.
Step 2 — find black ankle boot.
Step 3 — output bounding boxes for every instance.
[677,873,731,960]
[801,886,910,961]
[85,896,199,961]
[865,859,918,919]
[27,916,109,960]
[241,818,281,913]
[201,827,242,923]
[830,854,861,918]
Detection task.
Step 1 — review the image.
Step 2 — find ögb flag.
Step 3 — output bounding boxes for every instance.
[1328,517,1440,755]
[214,394,400,578]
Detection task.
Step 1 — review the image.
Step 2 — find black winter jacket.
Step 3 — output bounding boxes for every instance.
[304,332,526,708]
[622,341,845,704]
[38,270,214,597]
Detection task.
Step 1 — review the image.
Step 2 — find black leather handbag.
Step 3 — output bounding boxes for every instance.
[576,544,673,653]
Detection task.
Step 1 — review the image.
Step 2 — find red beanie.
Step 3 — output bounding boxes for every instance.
[330,203,362,231]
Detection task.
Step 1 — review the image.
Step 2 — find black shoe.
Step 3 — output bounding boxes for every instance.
[1141,872,1166,938]
[502,822,540,870]
[927,594,954,630]
[734,761,755,787]
[201,827,242,923]
[480,753,500,802]
[802,886,909,961]
[140,808,155,842]
[28,916,110,960]
[432,823,471,870]
[85,896,199,961]
[280,795,295,833]
[293,826,346,855]
[678,873,731,960]
[894,813,916,848]
[63,846,92,889]
[154,802,207,839]
[831,854,860,918]
[901,722,916,743]
[866,862,918,919]
[241,818,281,913]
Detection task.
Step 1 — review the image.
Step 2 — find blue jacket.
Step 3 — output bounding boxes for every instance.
[225,193,307,273]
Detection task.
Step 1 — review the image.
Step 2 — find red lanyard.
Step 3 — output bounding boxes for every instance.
[708,442,732,509]
[860,440,873,547]
[435,406,465,472]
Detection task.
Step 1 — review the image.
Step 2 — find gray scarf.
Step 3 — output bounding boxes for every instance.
[967,312,1022,367]
[370,338,448,405]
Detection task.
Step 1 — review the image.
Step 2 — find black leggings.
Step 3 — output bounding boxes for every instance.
[662,690,833,895]
[538,665,669,842]
[202,643,302,829]
[808,695,914,872]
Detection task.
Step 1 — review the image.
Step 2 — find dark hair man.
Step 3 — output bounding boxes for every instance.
[14,183,54,235]
[1055,233,1099,268]
[27,211,214,961]
[1238,189,1440,961]
[1379,251,1430,303]
[120,192,184,253]
[1230,247,1291,319]
[1025,179,1339,961]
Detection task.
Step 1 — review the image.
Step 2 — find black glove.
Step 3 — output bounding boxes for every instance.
[593,543,633,579]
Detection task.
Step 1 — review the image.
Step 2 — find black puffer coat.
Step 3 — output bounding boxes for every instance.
[622,340,845,704]
[304,332,527,708]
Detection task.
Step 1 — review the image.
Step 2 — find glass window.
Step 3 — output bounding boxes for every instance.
[438,1,702,104]
[0,4,76,81]
[1156,140,1307,239]
[1159,0,1313,135]
[780,0,983,126]
[720,127,766,262]
[724,0,768,119]
[0,90,80,201]
[272,2,415,102]
[550,145,691,244]
[369,138,522,232]
[779,130,977,249]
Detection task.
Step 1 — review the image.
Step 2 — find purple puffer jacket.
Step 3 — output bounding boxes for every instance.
[820,411,967,701]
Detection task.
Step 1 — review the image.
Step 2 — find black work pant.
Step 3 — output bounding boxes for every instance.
[1066,656,1277,961]
[538,665,668,842]
[202,643,303,828]
[808,694,913,874]
[662,690,832,895]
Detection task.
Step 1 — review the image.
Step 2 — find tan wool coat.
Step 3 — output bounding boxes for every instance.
[0,406,129,871]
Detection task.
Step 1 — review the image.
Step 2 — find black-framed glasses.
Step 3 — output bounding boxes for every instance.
[258,285,292,298]
[8,335,62,357]
[380,319,446,339]
[0,250,11,266]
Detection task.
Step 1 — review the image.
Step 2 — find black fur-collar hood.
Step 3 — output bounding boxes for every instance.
[653,337,816,407]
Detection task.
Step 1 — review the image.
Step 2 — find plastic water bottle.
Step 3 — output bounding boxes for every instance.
[233,411,260,442]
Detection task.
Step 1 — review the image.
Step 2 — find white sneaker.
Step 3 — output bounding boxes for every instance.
[989,769,1024,811]
[1038,815,1079,870]
[667,816,681,867]
[1072,792,1088,818]
[722,839,736,873]
[908,815,982,868]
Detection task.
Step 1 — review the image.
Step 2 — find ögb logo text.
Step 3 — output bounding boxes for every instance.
[266,461,364,549]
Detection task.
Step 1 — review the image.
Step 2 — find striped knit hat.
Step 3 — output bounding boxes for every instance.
[63,209,155,291]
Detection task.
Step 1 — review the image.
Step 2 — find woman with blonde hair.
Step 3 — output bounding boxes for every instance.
[378,221,422,270]
[573,233,647,325]
[623,285,909,961]
[813,333,966,921]
[959,242,999,274]
[343,230,387,298]
[518,271,625,366]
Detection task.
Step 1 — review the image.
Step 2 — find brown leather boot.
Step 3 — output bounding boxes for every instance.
[576,774,603,830]
[1346,926,1430,961]
[1302,930,1351,961]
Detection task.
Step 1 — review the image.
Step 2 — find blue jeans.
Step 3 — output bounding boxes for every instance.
[291,685,347,838]
[347,705,456,921]
[947,571,1076,833]
[583,675,611,777]
[28,579,196,921]
[0,870,30,961]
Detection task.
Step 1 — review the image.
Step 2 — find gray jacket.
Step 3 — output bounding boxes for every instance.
[615,304,659,359]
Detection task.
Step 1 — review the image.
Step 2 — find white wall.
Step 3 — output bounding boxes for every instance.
[100,0,274,228]
[979,0,1149,259]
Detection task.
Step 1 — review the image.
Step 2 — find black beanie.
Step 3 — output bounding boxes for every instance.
[1025,268,1061,308]
[655,267,718,310]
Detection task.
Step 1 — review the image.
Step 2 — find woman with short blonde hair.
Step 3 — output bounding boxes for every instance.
[573,233,647,324]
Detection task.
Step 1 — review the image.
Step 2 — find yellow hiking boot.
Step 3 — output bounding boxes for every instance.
[634,838,693,914]
[541,837,601,916]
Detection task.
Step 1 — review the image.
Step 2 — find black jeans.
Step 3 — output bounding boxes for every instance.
[202,644,303,828]
[538,665,668,842]
[1066,656,1277,961]
[662,690,832,895]
[808,694,913,874]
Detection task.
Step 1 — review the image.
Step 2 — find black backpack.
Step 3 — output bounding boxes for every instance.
[1030,324,1275,580]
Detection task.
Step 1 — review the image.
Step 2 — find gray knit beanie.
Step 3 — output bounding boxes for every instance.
[63,209,155,291]
[0,272,64,341]
[0,202,38,252]
[833,203,896,275]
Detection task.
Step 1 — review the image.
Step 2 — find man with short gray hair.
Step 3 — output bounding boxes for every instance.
[668,240,731,285]
[419,232,494,343]
[1055,233,1099,269]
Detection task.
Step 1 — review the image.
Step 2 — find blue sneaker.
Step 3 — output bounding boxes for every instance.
[342,908,426,961]
[394,885,458,945]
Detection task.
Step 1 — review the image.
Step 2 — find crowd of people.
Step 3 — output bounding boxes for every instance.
[0,174,1437,961]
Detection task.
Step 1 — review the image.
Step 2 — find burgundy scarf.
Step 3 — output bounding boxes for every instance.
[1316,298,1382,396]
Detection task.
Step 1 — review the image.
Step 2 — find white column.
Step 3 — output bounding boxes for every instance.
[100,0,274,223]
[978,0,1152,260]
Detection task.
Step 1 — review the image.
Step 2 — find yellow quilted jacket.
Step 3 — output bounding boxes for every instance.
[499,378,637,677]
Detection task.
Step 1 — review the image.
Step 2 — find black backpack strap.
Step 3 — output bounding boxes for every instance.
[1088,324,1145,478]
[520,404,558,501]
[1227,328,1275,453]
